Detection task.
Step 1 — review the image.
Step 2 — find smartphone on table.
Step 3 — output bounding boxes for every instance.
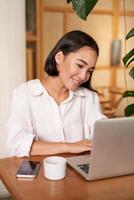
[16,160,41,178]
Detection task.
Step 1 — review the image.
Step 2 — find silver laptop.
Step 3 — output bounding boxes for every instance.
[67,117,134,180]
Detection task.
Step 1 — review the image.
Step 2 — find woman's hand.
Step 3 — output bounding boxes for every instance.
[67,139,92,154]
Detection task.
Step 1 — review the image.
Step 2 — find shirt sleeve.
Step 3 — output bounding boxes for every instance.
[5,86,35,157]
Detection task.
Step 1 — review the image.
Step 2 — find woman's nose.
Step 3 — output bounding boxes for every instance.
[80,70,87,81]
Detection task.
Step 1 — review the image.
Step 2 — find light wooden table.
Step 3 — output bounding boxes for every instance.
[0,155,134,200]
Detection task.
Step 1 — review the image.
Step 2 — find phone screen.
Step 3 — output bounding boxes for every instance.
[16,160,41,178]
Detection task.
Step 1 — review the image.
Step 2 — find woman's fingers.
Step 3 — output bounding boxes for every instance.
[69,139,92,153]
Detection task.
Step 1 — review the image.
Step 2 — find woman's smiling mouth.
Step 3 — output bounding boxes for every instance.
[72,78,80,86]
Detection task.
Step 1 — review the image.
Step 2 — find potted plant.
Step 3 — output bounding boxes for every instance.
[122,28,134,116]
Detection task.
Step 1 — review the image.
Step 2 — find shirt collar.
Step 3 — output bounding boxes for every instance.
[73,87,87,97]
[28,79,87,97]
[28,79,44,96]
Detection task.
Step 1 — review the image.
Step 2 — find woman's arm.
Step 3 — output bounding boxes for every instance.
[30,139,92,155]
[6,84,35,157]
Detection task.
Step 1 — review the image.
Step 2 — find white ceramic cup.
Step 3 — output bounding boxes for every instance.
[43,156,67,180]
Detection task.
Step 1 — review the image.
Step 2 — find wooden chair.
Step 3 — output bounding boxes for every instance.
[97,87,124,118]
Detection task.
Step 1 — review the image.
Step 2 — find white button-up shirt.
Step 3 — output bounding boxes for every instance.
[6,79,106,157]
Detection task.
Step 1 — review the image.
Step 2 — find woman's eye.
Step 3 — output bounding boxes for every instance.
[77,64,83,68]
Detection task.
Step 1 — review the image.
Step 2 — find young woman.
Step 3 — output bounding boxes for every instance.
[6,30,106,157]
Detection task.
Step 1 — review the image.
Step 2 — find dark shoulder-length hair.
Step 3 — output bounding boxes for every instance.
[44,30,99,92]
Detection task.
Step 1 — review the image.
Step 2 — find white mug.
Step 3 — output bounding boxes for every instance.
[43,156,67,180]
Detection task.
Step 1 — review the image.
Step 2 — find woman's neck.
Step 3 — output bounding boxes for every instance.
[42,76,69,104]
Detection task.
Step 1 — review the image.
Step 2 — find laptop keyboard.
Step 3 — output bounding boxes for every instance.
[77,163,89,174]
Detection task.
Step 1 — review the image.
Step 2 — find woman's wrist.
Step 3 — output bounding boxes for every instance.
[63,143,71,153]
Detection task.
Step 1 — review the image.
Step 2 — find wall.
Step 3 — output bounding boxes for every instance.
[0,0,26,158]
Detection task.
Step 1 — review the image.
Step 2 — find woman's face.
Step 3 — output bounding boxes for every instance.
[55,46,98,91]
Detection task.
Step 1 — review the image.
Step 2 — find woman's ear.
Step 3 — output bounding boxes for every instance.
[55,51,64,64]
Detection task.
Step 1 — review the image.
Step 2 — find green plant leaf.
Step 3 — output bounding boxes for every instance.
[66,0,72,3]
[126,28,134,40]
[129,67,134,79]
[125,57,134,68]
[122,48,134,67]
[125,103,134,116]
[71,0,98,20]
[123,91,134,98]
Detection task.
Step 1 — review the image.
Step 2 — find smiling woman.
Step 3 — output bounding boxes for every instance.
[55,46,97,91]
[6,30,106,157]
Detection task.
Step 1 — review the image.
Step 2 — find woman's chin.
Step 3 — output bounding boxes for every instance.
[68,85,79,91]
